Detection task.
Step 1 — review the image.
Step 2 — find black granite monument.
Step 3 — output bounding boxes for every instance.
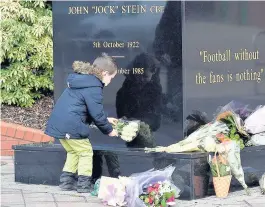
[13,1,265,200]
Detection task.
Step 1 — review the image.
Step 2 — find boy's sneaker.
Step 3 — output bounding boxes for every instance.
[59,172,77,191]
[59,182,77,191]
[77,175,93,193]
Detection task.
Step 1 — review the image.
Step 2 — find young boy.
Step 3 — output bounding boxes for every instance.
[45,53,118,193]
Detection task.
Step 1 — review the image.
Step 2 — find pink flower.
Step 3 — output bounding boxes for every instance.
[153,183,160,189]
[167,196,176,206]
[167,196,175,202]
[147,184,159,193]
[147,186,155,193]
[148,196,154,204]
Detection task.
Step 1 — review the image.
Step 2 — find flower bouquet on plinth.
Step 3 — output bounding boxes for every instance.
[139,180,176,207]
[209,152,231,198]
[145,121,229,153]
[216,111,249,149]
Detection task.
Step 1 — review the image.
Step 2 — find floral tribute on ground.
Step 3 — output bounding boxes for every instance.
[94,166,180,207]
[139,180,176,207]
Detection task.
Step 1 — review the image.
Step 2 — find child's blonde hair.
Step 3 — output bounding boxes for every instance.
[93,53,117,75]
[72,53,117,80]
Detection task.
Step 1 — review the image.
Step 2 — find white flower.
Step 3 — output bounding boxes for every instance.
[167,201,176,206]
[122,125,138,132]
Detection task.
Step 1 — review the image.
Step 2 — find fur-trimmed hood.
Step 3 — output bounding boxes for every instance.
[72,61,103,81]
[66,61,104,89]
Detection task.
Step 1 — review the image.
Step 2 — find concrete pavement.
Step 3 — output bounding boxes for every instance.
[1,156,264,207]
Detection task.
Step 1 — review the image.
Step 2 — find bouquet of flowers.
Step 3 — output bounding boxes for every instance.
[244,105,265,134]
[125,166,180,207]
[139,180,176,207]
[216,111,249,149]
[216,141,249,195]
[145,121,228,153]
[98,176,131,207]
[209,153,231,178]
[113,119,140,142]
[208,152,231,198]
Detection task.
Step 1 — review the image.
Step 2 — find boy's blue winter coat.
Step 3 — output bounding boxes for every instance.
[45,73,113,139]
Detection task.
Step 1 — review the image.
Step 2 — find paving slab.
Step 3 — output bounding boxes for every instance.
[56,202,106,207]
[54,194,86,202]
[1,156,14,160]
[23,192,55,203]
[26,203,57,207]
[244,196,265,206]
[1,205,25,207]
[1,193,24,205]
[1,188,22,194]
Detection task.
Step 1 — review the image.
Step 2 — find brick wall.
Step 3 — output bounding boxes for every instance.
[0,121,54,156]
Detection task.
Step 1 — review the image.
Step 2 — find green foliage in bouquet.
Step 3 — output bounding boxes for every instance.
[113,119,139,142]
[1,0,53,107]
[140,191,175,207]
[228,126,244,150]
[113,118,155,148]
[114,120,127,133]
[217,112,245,149]
[139,182,176,207]
[209,155,231,177]
[210,162,230,177]
[161,191,175,207]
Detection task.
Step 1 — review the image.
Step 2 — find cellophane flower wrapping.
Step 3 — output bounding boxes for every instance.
[216,141,249,194]
[215,107,249,149]
[145,121,228,153]
[244,105,265,134]
[214,101,252,121]
[91,178,101,196]
[246,132,265,146]
[259,173,265,194]
[98,176,131,206]
[208,153,231,177]
[125,166,181,207]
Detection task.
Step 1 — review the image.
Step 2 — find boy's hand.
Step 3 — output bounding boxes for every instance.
[107,117,118,125]
[108,129,118,137]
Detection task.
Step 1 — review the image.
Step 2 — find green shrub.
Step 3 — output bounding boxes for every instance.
[1,0,53,107]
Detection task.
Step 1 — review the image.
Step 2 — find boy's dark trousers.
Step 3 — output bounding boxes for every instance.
[92,151,120,182]
[91,133,156,181]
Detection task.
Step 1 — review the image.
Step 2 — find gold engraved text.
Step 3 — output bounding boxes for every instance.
[200,50,231,63]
